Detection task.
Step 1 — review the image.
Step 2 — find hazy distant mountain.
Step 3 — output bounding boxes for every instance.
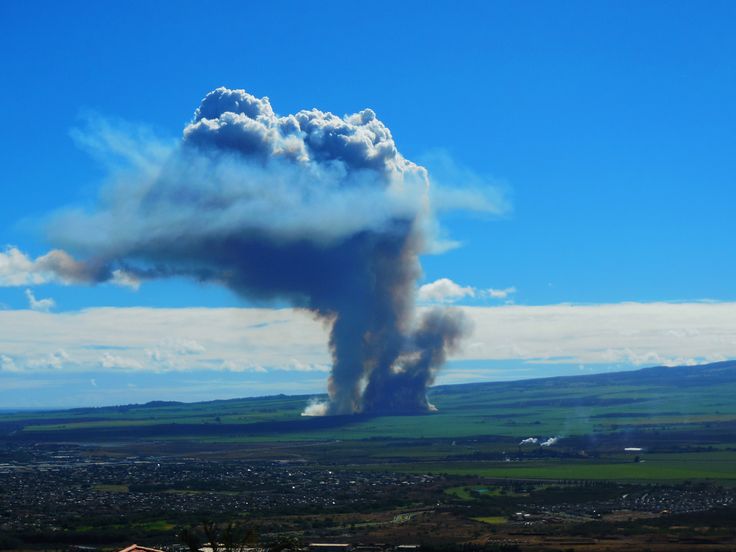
[1,360,734,445]
[430,360,736,397]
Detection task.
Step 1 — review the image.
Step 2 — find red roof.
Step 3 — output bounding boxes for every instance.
[117,545,165,552]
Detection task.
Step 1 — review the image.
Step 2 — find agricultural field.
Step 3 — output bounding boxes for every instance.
[1,361,736,550]
[3,361,736,476]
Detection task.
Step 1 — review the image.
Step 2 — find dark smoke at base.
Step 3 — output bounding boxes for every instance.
[361,308,468,414]
[50,87,473,415]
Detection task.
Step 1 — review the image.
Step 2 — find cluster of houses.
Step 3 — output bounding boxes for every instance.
[117,544,422,552]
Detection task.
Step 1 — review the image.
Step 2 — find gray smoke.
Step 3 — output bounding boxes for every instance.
[51,87,473,415]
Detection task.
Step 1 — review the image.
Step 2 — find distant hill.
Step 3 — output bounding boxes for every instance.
[431,360,736,396]
[1,360,735,445]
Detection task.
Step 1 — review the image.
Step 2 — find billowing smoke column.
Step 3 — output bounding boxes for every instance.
[52,87,469,415]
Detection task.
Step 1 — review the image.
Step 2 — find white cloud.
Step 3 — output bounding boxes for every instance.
[418,278,516,304]
[418,278,476,303]
[26,350,70,370]
[0,355,20,373]
[0,307,328,374]
[485,287,516,300]
[167,338,206,354]
[0,302,735,376]
[99,353,143,370]
[145,337,207,369]
[540,436,559,447]
[459,302,736,366]
[25,289,55,312]
[0,247,48,286]
[287,358,330,372]
[220,360,268,373]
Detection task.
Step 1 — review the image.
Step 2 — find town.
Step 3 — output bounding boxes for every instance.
[2,442,735,550]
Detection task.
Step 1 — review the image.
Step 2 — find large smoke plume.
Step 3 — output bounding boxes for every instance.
[51,87,472,415]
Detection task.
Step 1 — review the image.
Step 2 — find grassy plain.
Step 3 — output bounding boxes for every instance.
[2,361,736,483]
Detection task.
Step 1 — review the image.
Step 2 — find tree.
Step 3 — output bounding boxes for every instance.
[265,534,302,552]
[180,520,259,552]
[178,527,202,552]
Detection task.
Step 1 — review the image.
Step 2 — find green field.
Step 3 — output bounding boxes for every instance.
[360,455,736,481]
[471,516,507,525]
[2,361,736,483]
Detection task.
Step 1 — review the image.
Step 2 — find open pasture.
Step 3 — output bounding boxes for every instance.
[2,362,735,483]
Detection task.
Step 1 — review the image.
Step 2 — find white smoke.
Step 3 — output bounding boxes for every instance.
[519,436,558,447]
[301,398,330,417]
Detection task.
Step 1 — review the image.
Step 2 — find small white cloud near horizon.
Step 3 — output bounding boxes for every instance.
[485,287,516,300]
[26,350,70,371]
[0,355,20,373]
[418,278,476,303]
[100,352,143,370]
[220,360,268,373]
[418,278,516,304]
[25,289,55,312]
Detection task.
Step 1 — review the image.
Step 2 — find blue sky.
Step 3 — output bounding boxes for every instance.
[1,1,735,407]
